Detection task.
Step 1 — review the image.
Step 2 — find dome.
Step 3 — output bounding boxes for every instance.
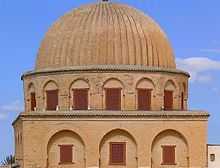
[36,2,176,70]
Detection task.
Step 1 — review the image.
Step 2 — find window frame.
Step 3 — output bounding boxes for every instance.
[161,145,176,165]
[46,89,58,111]
[181,92,184,110]
[137,88,152,111]
[105,88,122,110]
[164,90,174,110]
[30,92,36,111]
[72,88,89,110]
[59,144,74,165]
[109,142,126,165]
[210,153,215,162]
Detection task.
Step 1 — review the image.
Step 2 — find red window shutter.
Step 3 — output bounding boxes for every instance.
[162,146,176,165]
[30,92,36,111]
[105,88,121,110]
[73,89,88,110]
[110,142,126,165]
[46,90,58,110]
[164,90,173,110]
[181,92,184,110]
[137,89,151,110]
[59,145,73,164]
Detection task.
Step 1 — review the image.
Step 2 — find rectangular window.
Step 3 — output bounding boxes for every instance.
[46,90,58,110]
[210,154,215,162]
[105,88,121,110]
[110,142,126,165]
[137,89,151,110]
[73,89,88,110]
[59,145,73,164]
[31,92,36,111]
[164,90,173,110]
[162,145,176,165]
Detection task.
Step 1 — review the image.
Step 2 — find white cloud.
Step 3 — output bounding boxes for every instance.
[176,57,220,83]
[0,100,23,120]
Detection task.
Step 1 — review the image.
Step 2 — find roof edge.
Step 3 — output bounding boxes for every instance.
[207,144,220,146]
[15,110,209,119]
[21,65,190,80]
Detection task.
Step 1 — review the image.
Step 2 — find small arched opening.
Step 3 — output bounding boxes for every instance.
[103,78,124,110]
[70,79,90,110]
[28,83,36,111]
[181,83,187,110]
[136,78,155,111]
[164,80,176,110]
[99,129,137,168]
[43,80,59,111]
[151,129,189,168]
[47,130,85,168]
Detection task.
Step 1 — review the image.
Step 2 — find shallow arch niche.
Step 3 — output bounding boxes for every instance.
[47,130,85,168]
[70,79,90,90]
[103,78,124,89]
[136,78,154,89]
[99,129,137,168]
[151,130,189,168]
[28,83,35,93]
[44,81,58,91]
[164,80,176,91]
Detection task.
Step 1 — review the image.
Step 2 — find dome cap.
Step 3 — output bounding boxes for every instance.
[36,2,176,70]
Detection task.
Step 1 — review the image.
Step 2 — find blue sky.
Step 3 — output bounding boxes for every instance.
[0,0,220,161]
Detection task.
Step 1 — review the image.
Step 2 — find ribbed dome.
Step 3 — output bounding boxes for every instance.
[36,2,176,70]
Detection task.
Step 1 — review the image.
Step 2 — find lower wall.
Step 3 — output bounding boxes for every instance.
[15,115,208,168]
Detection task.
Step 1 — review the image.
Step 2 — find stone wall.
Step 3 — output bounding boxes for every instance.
[23,70,189,112]
[208,145,220,168]
[14,111,208,168]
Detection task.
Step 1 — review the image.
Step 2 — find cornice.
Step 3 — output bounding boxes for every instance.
[13,110,209,124]
[21,65,190,79]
